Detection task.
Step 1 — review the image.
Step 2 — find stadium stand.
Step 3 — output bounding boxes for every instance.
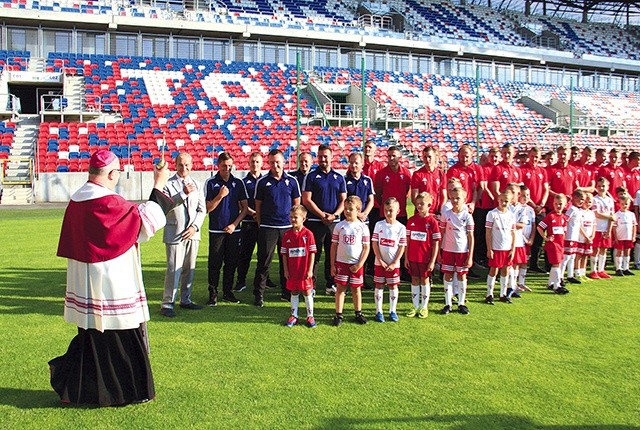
[33,51,640,174]
[2,0,640,61]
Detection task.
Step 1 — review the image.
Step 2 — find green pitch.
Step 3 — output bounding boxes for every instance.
[0,209,638,429]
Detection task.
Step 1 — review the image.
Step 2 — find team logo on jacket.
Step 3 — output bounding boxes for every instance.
[266,181,272,187]
[285,179,290,186]
[460,173,466,180]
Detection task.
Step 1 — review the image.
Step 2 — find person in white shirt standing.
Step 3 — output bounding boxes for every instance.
[371,198,406,323]
[330,195,370,326]
[440,187,474,314]
[561,190,586,285]
[485,190,516,305]
[613,194,637,276]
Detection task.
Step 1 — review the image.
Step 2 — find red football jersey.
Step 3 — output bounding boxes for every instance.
[375,165,412,218]
[281,227,317,281]
[411,166,446,213]
[446,162,481,204]
[405,214,441,263]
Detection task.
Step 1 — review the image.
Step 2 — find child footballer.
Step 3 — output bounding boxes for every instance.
[612,194,637,276]
[405,192,441,318]
[537,194,570,294]
[485,190,517,304]
[440,187,474,314]
[330,195,370,326]
[281,205,317,328]
[372,197,407,322]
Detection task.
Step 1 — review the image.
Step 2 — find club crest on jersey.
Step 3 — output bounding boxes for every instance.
[333,174,338,179]
[266,181,272,187]
[385,175,390,183]
[460,173,466,180]
[347,180,353,185]
[213,183,220,188]
[285,179,290,186]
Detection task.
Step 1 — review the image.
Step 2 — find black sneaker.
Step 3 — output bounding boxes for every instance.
[206,296,218,307]
[467,270,481,280]
[254,296,264,307]
[560,278,566,287]
[332,316,343,326]
[485,295,495,305]
[554,287,570,295]
[442,305,451,314]
[160,308,176,317]
[458,305,469,315]
[499,296,512,304]
[222,293,241,304]
[280,293,291,302]
[354,313,368,324]
[547,284,555,290]
[566,277,582,284]
[179,302,203,310]
[233,283,247,293]
[615,269,625,277]
[623,269,635,276]
[266,279,278,289]
[510,292,522,298]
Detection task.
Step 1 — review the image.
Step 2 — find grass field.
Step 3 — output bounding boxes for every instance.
[1,208,639,429]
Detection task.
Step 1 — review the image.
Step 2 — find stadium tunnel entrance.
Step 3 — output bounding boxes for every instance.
[8,83,62,115]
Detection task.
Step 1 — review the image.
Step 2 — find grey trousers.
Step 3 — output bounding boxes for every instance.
[162,239,200,309]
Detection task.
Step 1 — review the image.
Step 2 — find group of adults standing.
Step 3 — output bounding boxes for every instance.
[158,140,640,316]
[50,141,639,407]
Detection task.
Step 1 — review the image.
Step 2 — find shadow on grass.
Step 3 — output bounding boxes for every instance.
[0,267,66,316]
[0,387,62,409]
[312,415,639,430]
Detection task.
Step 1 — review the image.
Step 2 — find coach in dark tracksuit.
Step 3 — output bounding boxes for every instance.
[252,149,301,307]
[302,144,347,295]
[205,152,248,306]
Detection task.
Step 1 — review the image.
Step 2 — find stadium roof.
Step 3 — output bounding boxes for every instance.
[468,0,640,25]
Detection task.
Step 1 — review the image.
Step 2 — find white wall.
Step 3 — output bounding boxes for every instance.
[34,170,217,202]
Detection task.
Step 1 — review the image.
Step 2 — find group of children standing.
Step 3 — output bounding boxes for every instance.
[280,177,635,328]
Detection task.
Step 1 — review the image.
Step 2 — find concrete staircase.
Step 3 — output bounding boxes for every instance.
[1,115,39,205]
[63,75,85,112]
[0,69,10,113]
[27,57,45,73]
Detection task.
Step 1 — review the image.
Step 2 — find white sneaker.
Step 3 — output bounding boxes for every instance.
[325,285,337,296]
